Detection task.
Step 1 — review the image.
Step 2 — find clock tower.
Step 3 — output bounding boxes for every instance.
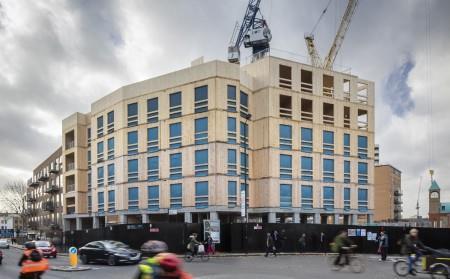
[428,170,441,226]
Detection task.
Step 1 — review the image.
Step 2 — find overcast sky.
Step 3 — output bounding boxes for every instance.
[0,0,449,217]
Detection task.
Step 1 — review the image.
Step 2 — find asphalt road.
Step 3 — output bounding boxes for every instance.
[0,247,427,279]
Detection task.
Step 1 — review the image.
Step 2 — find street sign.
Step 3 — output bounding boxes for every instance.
[240,190,246,217]
[69,246,78,267]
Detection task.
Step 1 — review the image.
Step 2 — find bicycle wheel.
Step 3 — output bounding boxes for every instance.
[349,256,365,273]
[326,253,338,267]
[184,251,194,262]
[200,253,210,262]
[393,259,410,277]
[430,264,449,279]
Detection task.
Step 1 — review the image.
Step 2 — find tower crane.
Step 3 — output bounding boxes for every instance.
[228,0,272,64]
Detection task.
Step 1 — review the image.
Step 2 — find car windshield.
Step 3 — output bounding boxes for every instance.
[103,241,128,249]
[35,241,51,247]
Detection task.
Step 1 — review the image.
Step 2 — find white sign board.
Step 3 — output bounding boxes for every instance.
[240,190,246,217]
[169,209,178,215]
[204,220,221,243]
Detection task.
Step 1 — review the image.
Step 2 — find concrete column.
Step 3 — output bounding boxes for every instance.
[63,219,71,231]
[314,213,321,224]
[293,213,300,224]
[142,214,149,224]
[184,212,192,223]
[367,214,373,225]
[268,212,276,223]
[93,216,99,229]
[76,218,82,230]
[351,214,358,225]
[209,211,219,221]
[334,213,340,225]
[119,214,127,224]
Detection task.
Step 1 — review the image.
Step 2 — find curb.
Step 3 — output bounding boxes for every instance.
[51,266,92,272]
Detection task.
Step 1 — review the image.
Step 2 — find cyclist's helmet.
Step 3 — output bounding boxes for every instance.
[155,253,181,272]
[25,241,36,250]
[141,240,168,258]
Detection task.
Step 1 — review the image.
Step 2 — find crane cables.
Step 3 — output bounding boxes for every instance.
[310,0,333,35]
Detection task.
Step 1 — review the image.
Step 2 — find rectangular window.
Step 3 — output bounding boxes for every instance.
[108,190,115,212]
[195,117,208,145]
[301,185,313,209]
[344,133,350,157]
[170,184,182,209]
[323,186,334,210]
[194,85,208,113]
[227,149,237,176]
[301,128,313,153]
[279,64,292,89]
[240,121,249,148]
[228,181,237,207]
[227,117,237,144]
[323,131,334,155]
[358,188,368,211]
[97,141,104,161]
[88,150,91,169]
[323,159,334,182]
[147,156,159,182]
[147,127,159,153]
[107,111,114,133]
[279,95,292,119]
[358,136,368,159]
[240,91,249,117]
[195,181,208,208]
[280,184,292,208]
[240,152,249,179]
[227,85,237,112]
[128,159,138,182]
[147,97,158,123]
[301,69,313,93]
[97,166,104,187]
[97,191,104,213]
[301,156,313,181]
[344,106,350,128]
[344,188,351,211]
[301,98,313,122]
[107,137,114,160]
[169,122,182,148]
[279,124,292,150]
[87,128,91,146]
[107,163,115,185]
[323,74,334,97]
[127,103,138,127]
[148,186,159,211]
[358,162,368,185]
[88,172,92,190]
[127,131,138,155]
[170,153,182,179]
[88,195,92,213]
[280,154,292,180]
[323,103,334,125]
[344,160,351,183]
[343,79,351,101]
[97,116,104,137]
[169,92,182,118]
[128,187,139,211]
[195,150,208,177]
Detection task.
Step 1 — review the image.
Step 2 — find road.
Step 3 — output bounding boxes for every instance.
[0,247,424,279]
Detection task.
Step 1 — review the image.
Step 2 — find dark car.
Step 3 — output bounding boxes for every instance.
[79,240,141,266]
[35,240,57,258]
[0,249,3,265]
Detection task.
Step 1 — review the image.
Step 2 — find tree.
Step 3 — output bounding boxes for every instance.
[0,180,28,227]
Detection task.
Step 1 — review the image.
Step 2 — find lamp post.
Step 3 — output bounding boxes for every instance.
[243,113,251,254]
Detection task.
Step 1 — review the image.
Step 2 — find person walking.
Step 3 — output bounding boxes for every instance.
[298,233,307,253]
[319,232,326,253]
[377,231,389,261]
[205,234,215,255]
[264,233,276,257]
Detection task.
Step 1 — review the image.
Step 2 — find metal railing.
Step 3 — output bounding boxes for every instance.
[65,141,75,149]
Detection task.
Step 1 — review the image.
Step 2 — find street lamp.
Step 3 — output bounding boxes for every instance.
[243,113,251,254]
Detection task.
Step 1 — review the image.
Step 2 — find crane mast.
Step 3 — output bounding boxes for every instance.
[304,34,323,68]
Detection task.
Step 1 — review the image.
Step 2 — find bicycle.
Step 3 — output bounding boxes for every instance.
[327,245,365,273]
[393,251,450,279]
[184,245,210,262]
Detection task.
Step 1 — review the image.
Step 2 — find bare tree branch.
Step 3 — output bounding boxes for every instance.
[0,180,27,215]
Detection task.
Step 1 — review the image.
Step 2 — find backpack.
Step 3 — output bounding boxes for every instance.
[29,249,42,262]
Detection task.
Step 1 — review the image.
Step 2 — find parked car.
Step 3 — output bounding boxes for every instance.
[0,239,9,249]
[0,249,3,265]
[79,240,141,266]
[34,240,57,258]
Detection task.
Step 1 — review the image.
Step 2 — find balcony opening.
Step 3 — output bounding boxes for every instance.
[66,153,75,171]
[357,82,368,104]
[279,64,292,89]
[66,175,75,192]
[66,197,75,215]
[344,106,350,128]
[65,130,75,150]
[323,75,334,97]
[301,69,313,93]
[301,98,313,122]
[343,79,350,101]
[358,109,368,130]
[323,103,334,125]
[279,95,292,119]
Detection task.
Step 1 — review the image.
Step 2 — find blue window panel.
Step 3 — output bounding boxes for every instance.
[128,159,138,182]
[107,111,114,133]
[279,154,292,180]
[147,156,159,182]
[128,187,139,211]
[195,181,209,208]
[227,85,237,112]
[279,124,292,150]
[240,91,249,117]
[301,128,313,153]
[97,115,104,137]
[97,191,104,213]
[344,188,351,211]
[169,92,182,118]
[127,131,138,155]
[280,184,292,208]
[323,186,334,210]
[195,150,208,177]
[344,160,351,183]
[127,103,138,127]
[170,153,182,179]
[148,185,159,211]
[108,190,115,212]
[323,159,334,182]
[170,184,182,209]
[107,163,115,185]
[97,141,104,161]
[301,185,313,209]
[344,133,350,157]
[358,162,368,185]
[107,137,114,160]
[240,122,249,148]
[301,156,313,181]
[227,117,237,144]
[147,97,158,123]
[88,150,91,169]
[147,127,159,153]
[169,123,182,148]
[194,85,208,113]
[323,131,334,155]
[240,152,249,179]
[358,136,368,159]
[88,195,92,212]
[227,149,237,176]
[358,188,368,211]
[97,166,104,187]
[228,181,237,207]
[195,117,208,145]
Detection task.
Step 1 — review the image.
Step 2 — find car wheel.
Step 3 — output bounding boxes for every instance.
[107,255,117,266]
[80,254,89,265]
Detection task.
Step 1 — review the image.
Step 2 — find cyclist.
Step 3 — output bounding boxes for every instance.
[332,230,354,269]
[18,242,49,279]
[403,228,426,275]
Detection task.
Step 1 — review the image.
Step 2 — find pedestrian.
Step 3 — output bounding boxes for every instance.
[205,234,215,255]
[319,232,326,253]
[264,233,276,257]
[377,231,389,261]
[298,233,307,253]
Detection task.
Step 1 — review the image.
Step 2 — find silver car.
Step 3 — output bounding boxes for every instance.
[0,239,9,249]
